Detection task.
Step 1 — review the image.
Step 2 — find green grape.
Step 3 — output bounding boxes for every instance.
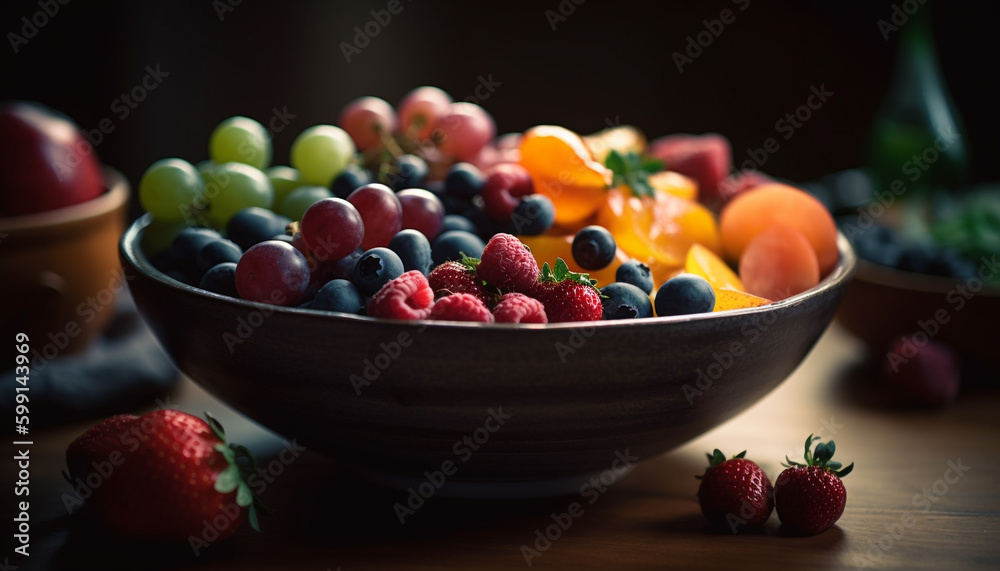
[140,218,188,256]
[138,158,204,223]
[209,116,273,170]
[202,162,274,230]
[278,185,331,222]
[290,125,355,187]
[266,165,305,210]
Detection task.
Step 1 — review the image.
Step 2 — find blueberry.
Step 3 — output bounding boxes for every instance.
[388,229,433,275]
[311,279,365,314]
[353,247,404,296]
[389,154,428,191]
[655,274,715,316]
[226,207,291,251]
[327,247,365,282]
[601,282,653,320]
[441,214,479,235]
[196,239,243,274]
[445,162,485,199]
[199,263,239,297]
[898,244,933,274]
[431,230,486,266]
[615,260,654,294]
[464,206,513,241]
[511,194,555,236]
[170,227,220,262]
[572,225,617,270]
[331,165,372,199]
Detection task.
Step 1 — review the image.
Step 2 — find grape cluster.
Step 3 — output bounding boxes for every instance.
[140,86,561,317]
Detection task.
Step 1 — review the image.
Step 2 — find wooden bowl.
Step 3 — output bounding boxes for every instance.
[120,216,855,497]
[838,259,1000,367]
[0,168,129,357]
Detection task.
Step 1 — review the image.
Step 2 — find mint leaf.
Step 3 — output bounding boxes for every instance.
[605,150,660,198]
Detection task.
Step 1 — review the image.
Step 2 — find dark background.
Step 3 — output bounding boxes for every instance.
[2,0,997,202]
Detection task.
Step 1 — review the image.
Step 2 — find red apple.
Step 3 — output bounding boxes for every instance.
[0,101,104,217]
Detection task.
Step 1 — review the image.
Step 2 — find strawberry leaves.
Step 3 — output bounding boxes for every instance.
[782,434,854,478]
[204,411,271,532]
[539,257,598,289]
[696,449,747,479]
[606,149,664,198]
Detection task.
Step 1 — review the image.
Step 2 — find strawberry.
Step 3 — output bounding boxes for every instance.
[477,233,540,293]
[532,258,603,322]
[427,258,495,307]
[65,410,265,542]
[696,449,774,533]
[775,434,854,535]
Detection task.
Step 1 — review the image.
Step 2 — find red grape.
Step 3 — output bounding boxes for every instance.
[481,163,535,222]
[433,102,496,161]
[347,183,402,249]
[397,188,445,241]
[300,197,365,263]
[338,96,397,151]
[235,240,311,306]
[398,86,452,140]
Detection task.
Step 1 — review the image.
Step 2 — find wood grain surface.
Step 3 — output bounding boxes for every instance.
[8,323,1000,570]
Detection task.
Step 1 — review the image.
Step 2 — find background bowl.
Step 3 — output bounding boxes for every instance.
[838,259,1000,368]
[120,216,855,498]
[1,168,129,357]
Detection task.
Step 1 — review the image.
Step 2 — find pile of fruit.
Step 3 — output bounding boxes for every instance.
[139,86,841,323]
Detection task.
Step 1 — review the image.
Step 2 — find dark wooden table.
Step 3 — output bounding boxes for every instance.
[8,323,1000,570]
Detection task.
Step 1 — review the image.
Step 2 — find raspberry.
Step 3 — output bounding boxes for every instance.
[492,293,547,324]
[428,260,494,307]
[883,337,961,406]
[480,163,534,222]
[477,233,539,292]
[366,270,435,320]
[428,293,494,323]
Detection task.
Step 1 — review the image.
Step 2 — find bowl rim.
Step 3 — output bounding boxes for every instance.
[853,257,1000,296]
[120,214,857,331]
[0,166,129,231]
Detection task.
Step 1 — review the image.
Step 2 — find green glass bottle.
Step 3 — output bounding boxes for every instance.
[868,5,970,204]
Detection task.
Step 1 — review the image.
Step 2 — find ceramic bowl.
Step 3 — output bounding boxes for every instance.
[120,216,855,497]
[838,258,1000,367]
[1,168,129,357]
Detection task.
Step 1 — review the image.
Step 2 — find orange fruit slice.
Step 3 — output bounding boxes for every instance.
[649,170,698,202]
[714,289,772,312]
[595,186,721,271]
[685,243,743,292]
[519,126,613,228]
[582,125,648,165]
